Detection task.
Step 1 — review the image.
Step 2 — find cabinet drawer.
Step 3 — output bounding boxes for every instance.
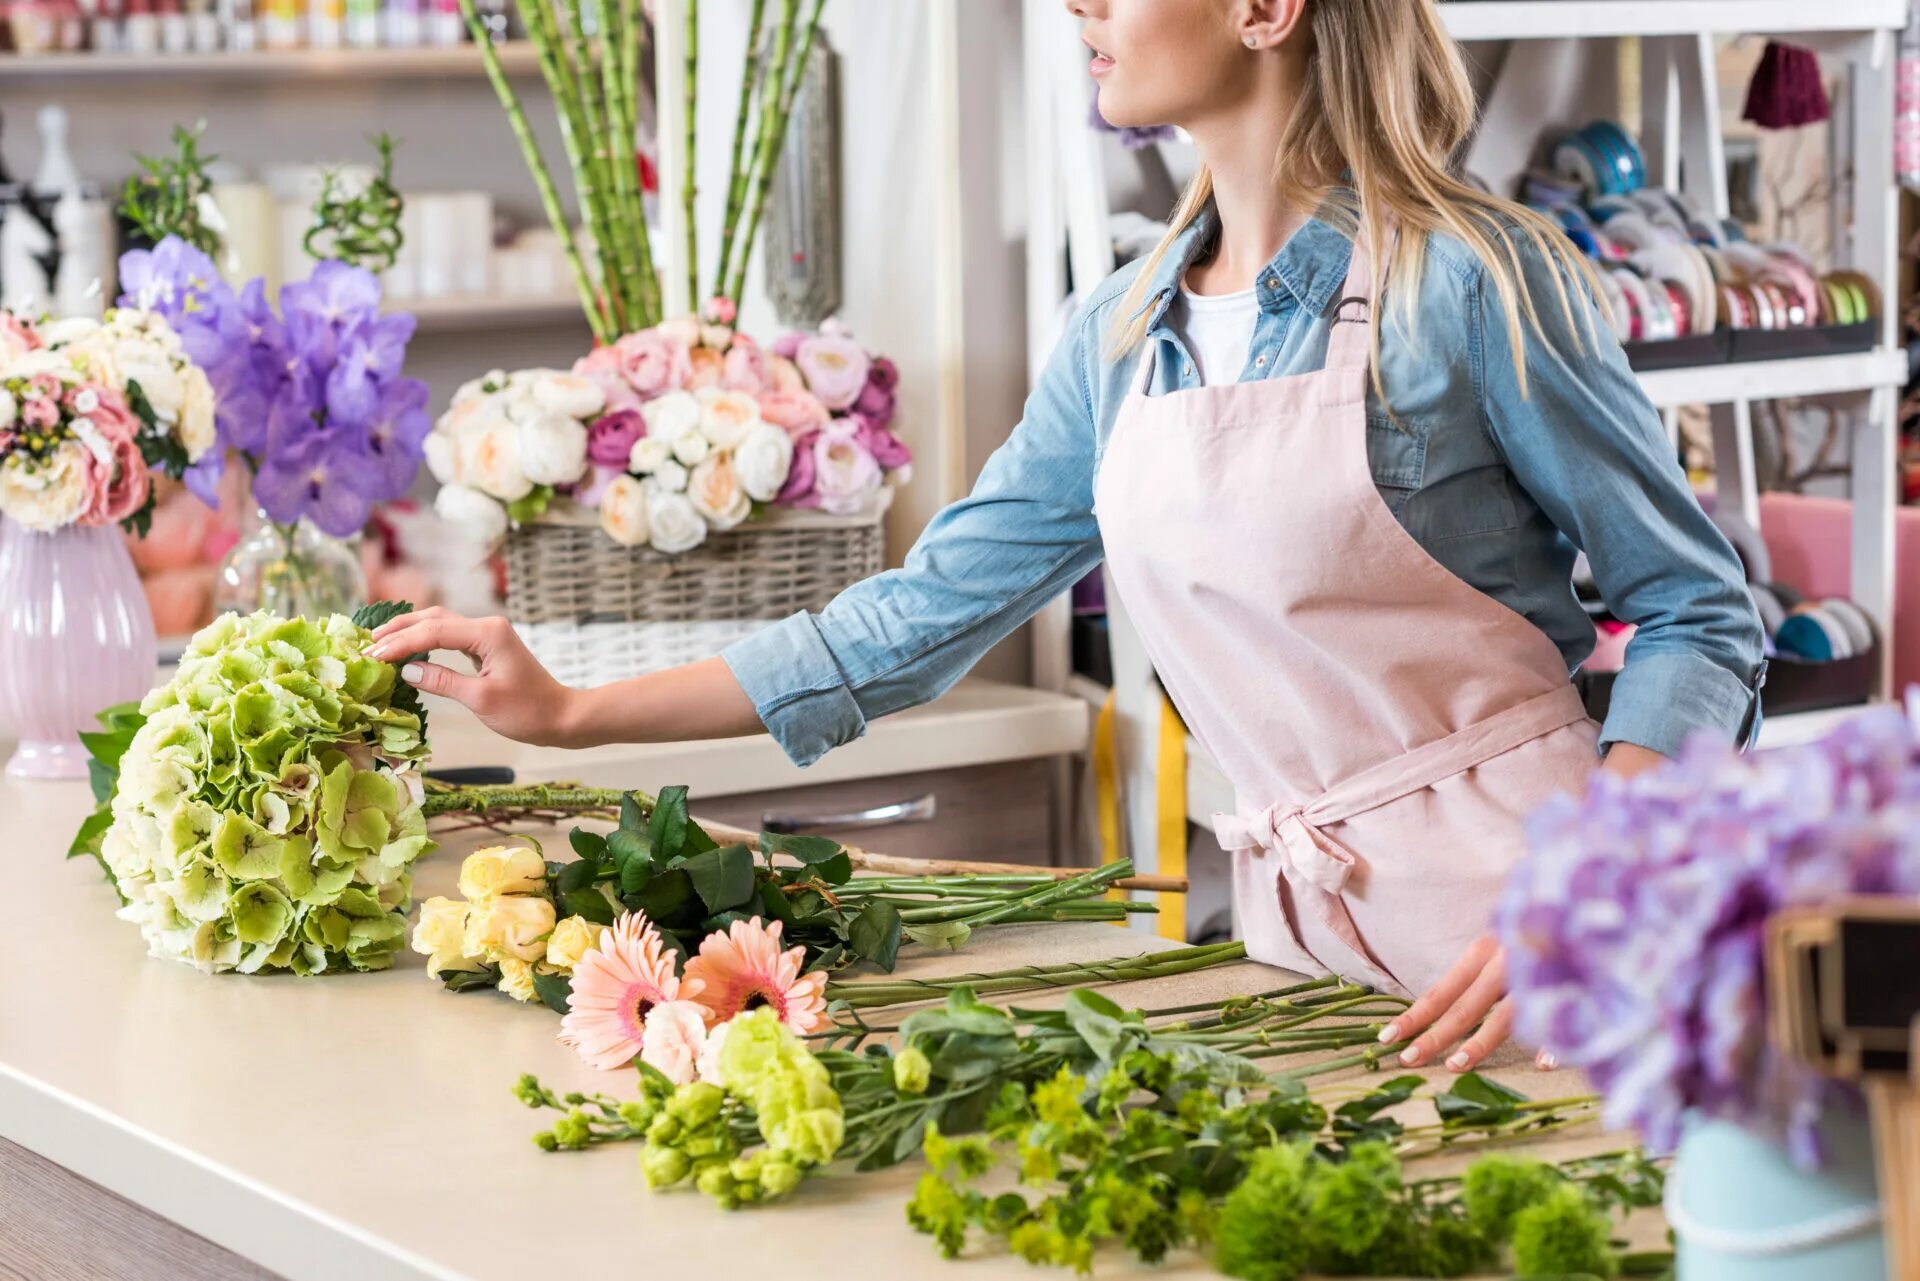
[692,759,1054,866]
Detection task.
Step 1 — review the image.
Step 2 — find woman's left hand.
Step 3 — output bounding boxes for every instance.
[1378,935,1533,1073]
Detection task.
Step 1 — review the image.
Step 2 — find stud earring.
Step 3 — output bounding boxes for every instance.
[1244,34,1259,48]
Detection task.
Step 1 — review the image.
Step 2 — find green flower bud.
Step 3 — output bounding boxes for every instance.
[646,1114,683,1146]
[695,1163,736,1201]
[641,1145,692,1188]
[533,1131,559,1152]
[758,1156,804,1198]
[667,1081,726,1129]
[512,1075,544,1107]
[617,1100,657,1130]
[892,1046,932,1096]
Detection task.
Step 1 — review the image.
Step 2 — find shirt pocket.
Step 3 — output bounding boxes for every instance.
[1366,414,1428,516]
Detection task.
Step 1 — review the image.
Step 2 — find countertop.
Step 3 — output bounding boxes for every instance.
[0,737,1651,1281]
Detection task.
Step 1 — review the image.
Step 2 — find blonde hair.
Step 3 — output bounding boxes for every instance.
[1108,0,1603,399]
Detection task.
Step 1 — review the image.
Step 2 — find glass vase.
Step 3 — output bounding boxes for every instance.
[214,505,367,621]
[0,519,159,780]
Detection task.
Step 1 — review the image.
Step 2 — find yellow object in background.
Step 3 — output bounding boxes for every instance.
[1091,688,1190,941]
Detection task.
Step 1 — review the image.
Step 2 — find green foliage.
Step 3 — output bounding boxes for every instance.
[119,124,222,255]
[1510,1183,1620,1279]
[303,133,407,272]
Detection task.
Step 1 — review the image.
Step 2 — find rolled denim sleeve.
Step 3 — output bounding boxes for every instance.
[1477,235,1766,757]
[722,313,1105,766]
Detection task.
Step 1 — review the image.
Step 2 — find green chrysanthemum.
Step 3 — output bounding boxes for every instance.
[98,610,433,975]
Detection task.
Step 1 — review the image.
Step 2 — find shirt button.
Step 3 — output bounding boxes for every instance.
[1263,275,1279,289]
[1255,355,1267,367]
[1184,364,1194,377]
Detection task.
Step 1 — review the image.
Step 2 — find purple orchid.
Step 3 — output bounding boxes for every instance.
[252,426,378,538]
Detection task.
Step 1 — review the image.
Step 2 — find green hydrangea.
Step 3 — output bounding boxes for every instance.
[99,611,433,975]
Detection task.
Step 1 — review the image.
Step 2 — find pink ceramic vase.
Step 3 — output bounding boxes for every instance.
[0,519,158,780]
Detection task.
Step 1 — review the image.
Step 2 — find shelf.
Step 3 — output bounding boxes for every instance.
[0,42,542,81]
[1440,0,1908,42]
[1634,348,1906,410]
[400,294,591,334]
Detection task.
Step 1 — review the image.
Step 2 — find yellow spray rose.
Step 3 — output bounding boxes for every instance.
[544,914,611,972]
[457,845,548,900]
[497,957,539,1002]
[462,894,557,963]
[411,896,485,976]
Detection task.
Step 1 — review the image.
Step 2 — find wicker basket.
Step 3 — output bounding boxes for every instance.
[505,491,890,685]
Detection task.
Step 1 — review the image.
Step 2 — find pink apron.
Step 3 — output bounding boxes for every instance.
[1093,234,1601,998]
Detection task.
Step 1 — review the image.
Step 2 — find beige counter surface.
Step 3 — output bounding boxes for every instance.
[0,759,1643,1281]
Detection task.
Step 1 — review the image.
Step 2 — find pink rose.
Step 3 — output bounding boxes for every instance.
[768,355,805,393]
[772,332,805,361]
[82,432,150,528]
[868,355,899,393]
[756,389,830,440]
[614,329,693,398]
[853,380,896,430]
[855,416,912,471]
[685,346,724,391]
[87,388,140,444]
[20,395,59,431]
[574,345,643,415]
[795,335,871,411]
[28,373,62,403]
[776,429,820,507]
[0,311,40,365]
[722,336,769,393]
[811,432,881,515]
[701,296,738,326]
[585,408,647,467]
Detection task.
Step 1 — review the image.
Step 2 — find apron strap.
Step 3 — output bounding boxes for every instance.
[1129,337,1160,397]
[1324,226,1397,375]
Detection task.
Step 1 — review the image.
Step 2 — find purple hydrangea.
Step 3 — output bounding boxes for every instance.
[118,238,426,536]
[1498,699,1920,1165]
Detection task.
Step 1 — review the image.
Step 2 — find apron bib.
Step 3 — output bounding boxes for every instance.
[1093,234,1600,997]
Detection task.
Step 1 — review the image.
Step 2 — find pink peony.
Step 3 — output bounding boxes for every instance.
[854,416,912,471]
[81,431,151,527]
[20,394,60,432]
[868,355,899,393]
[775,429,820,507]
[768,355,806,393]
[771,332,805,361]
[794,335,871,410]
[721,336,769,393]
[685,346,724,391]
[86,387,140,443]
[853,379,896,430]
[574,345,642,415]
[614,329,692,398]
[585,407,647,467]
[811,432,882,515]
[756,389,830,440]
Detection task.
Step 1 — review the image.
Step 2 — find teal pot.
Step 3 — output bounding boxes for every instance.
[1667,1109,1885,1280]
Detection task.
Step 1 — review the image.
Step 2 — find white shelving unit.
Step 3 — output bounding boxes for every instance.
[0,44,543,80]
[1028,2,1911,896]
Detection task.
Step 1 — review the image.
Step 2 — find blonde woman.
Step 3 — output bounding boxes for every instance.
[372,0,1764,1073]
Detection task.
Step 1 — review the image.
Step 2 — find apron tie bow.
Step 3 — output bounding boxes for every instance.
[1211,802,1357,895]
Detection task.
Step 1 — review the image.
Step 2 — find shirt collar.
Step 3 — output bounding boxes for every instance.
[1134,196,1358,335]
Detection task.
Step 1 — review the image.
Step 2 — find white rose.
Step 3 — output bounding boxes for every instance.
[628,437,672,474]
[687,452,751,529]
[456,419,534,502]
[598,474,650,547]
[652,458,689,493]
[645,485,708,554]
[424,431,461,485]
[177,367,216,460]
[434,482,509,544]
[0,444,91,532]
[434,394,494,442]
[5,350,78,382]
[118,343,185,423]
[530,371,605,420]
[0,388,15,429]
[671,428,710,467]
[451,374,496,406]
[72,387,99,414]
[517,410,589,486]
[640,389,701,440]
[733,424,794,503]
[38,316,100,348]
[696,388,763,449]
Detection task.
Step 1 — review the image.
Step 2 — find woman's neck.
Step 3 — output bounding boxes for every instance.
[1181,72,1311,297]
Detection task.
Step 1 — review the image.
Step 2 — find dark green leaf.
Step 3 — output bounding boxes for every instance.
[351,599,415,631]
[847,900,903,971]
[759,879,800,925]
[649,785,689,861]
[619,791,647,833]
[561,887,616,926]
[531,968,573,1015]
[607,829,651,877]
[807,942,846,973]
[1335,1074,1425,1124]
[618,849,655,896]
[627,867,698,926]
[760,832,845,865]
[1433,1072,1528,1126]
[97,702,146,733]
[1064,989,1134,1062]
[906,921,973,951]
[683,820,719,854]
[682,843,755,914]
[554,858,599,894]
[568,828,608,862]
[68,807,113,860]
[87,757,121,806]
[813,852,854,886]
[77,728,133,771]
[441,967,502,993]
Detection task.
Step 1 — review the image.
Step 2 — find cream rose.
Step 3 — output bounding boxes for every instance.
[688,452,751,529]
[458,844,549,899]
[462,894,557,964]
[517,410,589,487]
[640,1000,712,1085]
[696,388,763,449]
[411,896,485,976]
[733,424,795,503]
[670,428,710,468]
[628,436,673,474]
[651,458,689,493]
[545,914,612,971]
[641,389,701,441]
[0,388,16,430]
[424,431,461,486]
[177,367,216,460]
[434,482,508,544]
[530,370,606,420]
[598,474,651,547]
[646,485,708,554]
[0,443,92,532]
[497,957,539,1002]
[456,419,534,502]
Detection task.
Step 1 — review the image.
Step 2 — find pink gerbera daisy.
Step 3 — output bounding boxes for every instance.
[682,917,829,1034]
[559,913,702,1071]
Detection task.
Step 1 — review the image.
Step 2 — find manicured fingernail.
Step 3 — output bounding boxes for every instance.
[1399,1045,1422,1066]
[1537,1051,1558,1070]
[402,664,423,683]
[1377,1022,1401,1044]
[365,644,387,659]
[1446,1052,1471,1071]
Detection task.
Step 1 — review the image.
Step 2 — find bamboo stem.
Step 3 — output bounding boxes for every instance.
[681,0,699,310]
[595,0,648,332]
[713,0,767,298]
[562,0,636,331]
[726,0,823,303]
[724,0,796,305]
[619,0,658,325]
[461,0,611,344]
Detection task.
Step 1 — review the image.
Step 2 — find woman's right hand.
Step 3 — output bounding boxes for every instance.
[364,607,588,748]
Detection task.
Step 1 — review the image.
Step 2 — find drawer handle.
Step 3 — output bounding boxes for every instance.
[761,794,938,834]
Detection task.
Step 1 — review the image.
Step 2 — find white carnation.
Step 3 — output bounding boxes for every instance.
[671,428,710,467]
[628,437,673,474]
[434,482,509,544]
[641,389,701,440]
[645,485,708,554]
[598,474,650,547]
[516,410,589,487]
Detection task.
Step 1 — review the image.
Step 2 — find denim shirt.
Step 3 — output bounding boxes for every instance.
[723,207,1767,768]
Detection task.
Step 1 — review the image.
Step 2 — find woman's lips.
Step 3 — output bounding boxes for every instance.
[1090,53,1115,76]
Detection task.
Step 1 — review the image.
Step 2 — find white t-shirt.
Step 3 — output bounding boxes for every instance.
[1168,284,1259,386]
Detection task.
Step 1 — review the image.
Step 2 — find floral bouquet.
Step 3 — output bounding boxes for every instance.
[72,605,435,975]
[0,305,216,535]
[428,300,909,556]
[1497,701,1920,1165]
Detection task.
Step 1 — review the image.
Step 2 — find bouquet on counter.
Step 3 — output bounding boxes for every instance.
[426,301,909,555]
[1498,700,1920,1165]
[0,304,217,535]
